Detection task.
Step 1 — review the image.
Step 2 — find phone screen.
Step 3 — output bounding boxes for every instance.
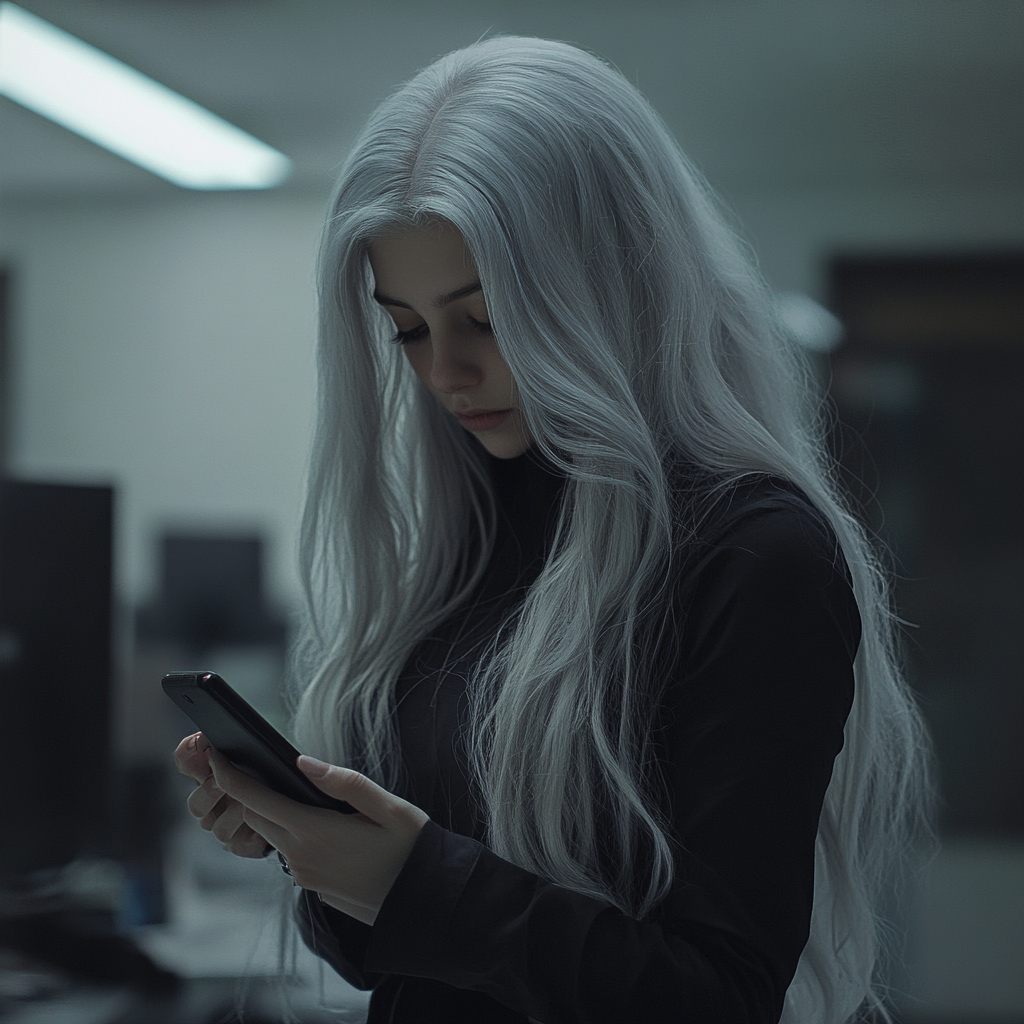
[163,671,354,813]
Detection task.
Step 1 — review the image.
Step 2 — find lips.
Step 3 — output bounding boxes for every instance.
[455,409,511,432]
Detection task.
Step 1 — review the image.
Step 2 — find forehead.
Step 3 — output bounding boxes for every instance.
[368,222,476,290]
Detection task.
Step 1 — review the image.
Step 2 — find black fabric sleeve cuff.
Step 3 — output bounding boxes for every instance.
[295,886,380,991]
[365,818,484,976]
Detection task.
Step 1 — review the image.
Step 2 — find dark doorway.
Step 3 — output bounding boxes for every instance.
[828,253,1024,840]
[0,266,9,471]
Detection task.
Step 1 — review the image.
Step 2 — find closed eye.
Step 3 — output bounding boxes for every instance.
[392,323,429,345]
[391,316,493,346]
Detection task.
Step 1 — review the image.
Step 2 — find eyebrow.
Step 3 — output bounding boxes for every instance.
[372,280,483,310]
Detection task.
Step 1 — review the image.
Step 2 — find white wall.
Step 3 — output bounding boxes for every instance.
[2,192,324,609]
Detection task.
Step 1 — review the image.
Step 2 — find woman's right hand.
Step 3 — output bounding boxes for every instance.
[175,732,271,859]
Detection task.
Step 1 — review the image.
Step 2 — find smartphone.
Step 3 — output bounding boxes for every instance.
[162,670,354,813]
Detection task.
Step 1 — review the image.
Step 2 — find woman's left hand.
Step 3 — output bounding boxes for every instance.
[207,748,429,927]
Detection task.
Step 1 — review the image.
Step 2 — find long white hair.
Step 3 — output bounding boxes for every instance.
[288,34,939,1023]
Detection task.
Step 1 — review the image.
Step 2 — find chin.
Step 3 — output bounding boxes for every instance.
[478,432,533,460]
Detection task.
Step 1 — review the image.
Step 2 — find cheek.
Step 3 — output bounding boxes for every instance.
[481,342,516,394]
[402,345,433,387]
[494,358,519,400]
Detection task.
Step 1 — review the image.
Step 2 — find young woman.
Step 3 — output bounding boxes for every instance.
[176,35,937,1024]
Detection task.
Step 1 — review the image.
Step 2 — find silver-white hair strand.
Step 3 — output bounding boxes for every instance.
[287,34,940,1024]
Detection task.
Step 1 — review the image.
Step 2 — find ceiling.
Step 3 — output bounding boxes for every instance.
[1,0,1022,203]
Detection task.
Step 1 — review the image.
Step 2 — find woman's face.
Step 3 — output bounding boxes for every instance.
[368,222,533,459]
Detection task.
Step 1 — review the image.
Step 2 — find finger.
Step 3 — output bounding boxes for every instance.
[296,755,397,825]
[187,775,230,822]
[224,828,273,859]
[207,748,307,829]
[241,807,291,851]
[195,794,238,832]
[175,732,213,784]
[211,799,249,844]
[211,811,273,859]
[200,801,235,832]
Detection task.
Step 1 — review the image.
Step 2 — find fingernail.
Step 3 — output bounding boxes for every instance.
[298,754,330,777]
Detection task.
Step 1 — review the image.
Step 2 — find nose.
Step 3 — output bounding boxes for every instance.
[428,330,483,393]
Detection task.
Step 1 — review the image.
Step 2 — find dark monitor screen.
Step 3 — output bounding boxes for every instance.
[136,534,285,652]
[0,479,114,879]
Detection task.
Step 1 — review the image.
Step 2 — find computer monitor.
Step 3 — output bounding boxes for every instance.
[136,534,286,654]
[0,479,114,880]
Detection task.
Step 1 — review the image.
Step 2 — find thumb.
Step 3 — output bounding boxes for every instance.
[297,754,386,819]
[175,732,213,784]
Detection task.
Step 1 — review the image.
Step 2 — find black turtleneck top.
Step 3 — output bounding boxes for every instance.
[297,448,861,1024]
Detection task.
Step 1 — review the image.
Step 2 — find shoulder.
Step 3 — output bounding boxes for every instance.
[674,471,848,580]
[718,478,845,574]
[668,472,862,667]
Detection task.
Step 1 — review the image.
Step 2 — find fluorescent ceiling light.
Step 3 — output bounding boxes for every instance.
[0,2,290,189]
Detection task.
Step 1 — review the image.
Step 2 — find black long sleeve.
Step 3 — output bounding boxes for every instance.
[297,454,860,1023]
